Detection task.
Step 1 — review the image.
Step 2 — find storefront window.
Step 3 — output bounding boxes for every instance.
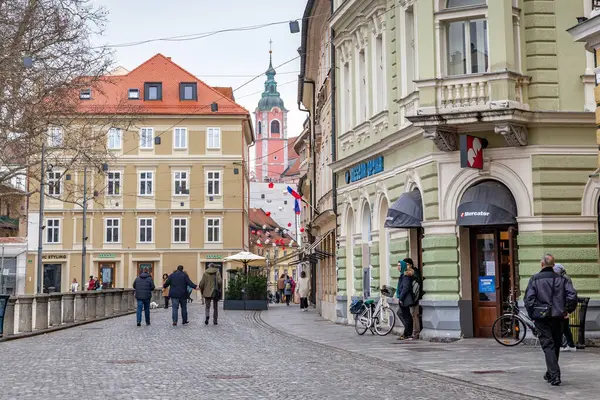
[0,257,17,295]
[475,233,496,302]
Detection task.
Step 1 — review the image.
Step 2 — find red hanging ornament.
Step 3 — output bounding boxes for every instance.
[268,182,274,189]
[282,246,286,251]
[251,230,256,235]
[266,211,271,217]
[287,222,292,227]
[257,230,262,236]
[300,227,305,233]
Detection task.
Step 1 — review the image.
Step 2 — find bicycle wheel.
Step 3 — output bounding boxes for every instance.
[374,306,396,336]
[492,314,527,346]
[354,307,370,335]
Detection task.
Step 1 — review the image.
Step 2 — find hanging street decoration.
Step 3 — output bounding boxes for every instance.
[287,222,292,227]
[266,211,271,217]
[268,182,274,189]
[287,186,302,200]
[262,224,267,229]
[300,227,305,233]
[251,230,256,235]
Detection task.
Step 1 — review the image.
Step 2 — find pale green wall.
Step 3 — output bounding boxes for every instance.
[488,0,515,72]
[337,247,347,296]
[422,235,460,301]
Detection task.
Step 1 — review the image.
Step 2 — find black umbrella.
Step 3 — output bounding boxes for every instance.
[385,189,423,228]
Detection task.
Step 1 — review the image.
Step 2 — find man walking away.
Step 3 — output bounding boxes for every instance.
[133,267,155,326]
[554,264,577,352]
[164,265,197,326]
[198,263,222,325]
[525,254,577,386]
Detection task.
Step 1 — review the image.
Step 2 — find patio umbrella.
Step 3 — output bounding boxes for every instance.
[224,251,265,275]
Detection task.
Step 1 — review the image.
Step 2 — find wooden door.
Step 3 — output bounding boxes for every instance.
[471,229,501,337]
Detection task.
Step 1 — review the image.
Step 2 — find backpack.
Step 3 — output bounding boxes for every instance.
[412,278,421,302]
[285,282,291,290]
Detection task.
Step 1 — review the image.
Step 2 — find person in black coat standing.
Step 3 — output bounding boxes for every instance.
[133,267,155,326]
[396,260,415,340]
[163,265,198,326]
[525,254,577,386]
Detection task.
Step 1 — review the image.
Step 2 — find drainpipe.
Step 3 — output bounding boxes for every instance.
[331,26,338,225]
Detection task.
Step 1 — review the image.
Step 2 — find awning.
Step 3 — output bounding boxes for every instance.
[385,190,423,228]
[457,181,517,226]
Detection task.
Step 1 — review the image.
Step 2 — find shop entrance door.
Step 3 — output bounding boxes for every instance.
[43,264,62,293]
[99,263,115,288]
[137,262,154,279]
[470,227,517,337]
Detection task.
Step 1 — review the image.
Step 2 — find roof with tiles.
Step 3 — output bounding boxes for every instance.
[281,158,300,178]
[249,208,293,242]
[77,54,248,116]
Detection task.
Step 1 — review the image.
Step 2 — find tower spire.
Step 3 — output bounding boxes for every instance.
[257,41,286,111]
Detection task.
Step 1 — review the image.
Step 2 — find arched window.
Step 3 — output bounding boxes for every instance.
[271,120,280,134]
[257,121,262,135]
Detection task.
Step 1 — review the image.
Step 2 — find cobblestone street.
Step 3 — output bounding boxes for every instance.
[0,304,544,400]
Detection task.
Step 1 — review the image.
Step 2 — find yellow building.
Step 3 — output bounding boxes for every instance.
[26,54,253,294]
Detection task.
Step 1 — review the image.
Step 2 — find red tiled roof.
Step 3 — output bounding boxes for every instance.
[213,87,235,101]
[281,158,301,177]
[287,137,299,159]
[77,54,248,116]
[249,208,293,243]
[0,237,26,244]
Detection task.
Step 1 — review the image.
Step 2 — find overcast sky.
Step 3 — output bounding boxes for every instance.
[93,0,306,161]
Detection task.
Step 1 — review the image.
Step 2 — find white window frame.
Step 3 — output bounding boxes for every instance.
[108,128,122,150]
[207,127,221,149]
[105,218,121,243]
[45,218,61,244]
[48,127,63,147]
[206,218,222,243]
[140,127,154,149]
[173,171,189,196]
[206,170,221,196]
[107,171,122,196]
[138,218,154,243]
[172,218,188,243]
[139,171,154,196]
[173,127,187,149]
[47,171,62,196]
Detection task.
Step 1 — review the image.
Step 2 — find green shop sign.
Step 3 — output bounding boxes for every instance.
[206,254,222,259]
[98,253,116,259]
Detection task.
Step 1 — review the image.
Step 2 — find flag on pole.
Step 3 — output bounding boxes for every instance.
[287,186,302,200]
[294,199,301,215]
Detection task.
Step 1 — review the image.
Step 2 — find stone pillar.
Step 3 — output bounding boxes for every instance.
[113,290,122,314]
[120,289,129,312]
[17,296,34,333]
[104,290,114,317]
[35,294,50,331]
[74,293,85,322]
[86,292,97,320]
[2,297,16,337]
[48,293,63,327]
[127,289,135,311]
[63,293,75,324]
[96,292,105,318]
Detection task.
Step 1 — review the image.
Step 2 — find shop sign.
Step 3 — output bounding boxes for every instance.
[460,135,488,170]
[478,276,496,294]
[42,254,67,260]
[345,156,384,184]
[206,254,222,259]
[98,253,116,259]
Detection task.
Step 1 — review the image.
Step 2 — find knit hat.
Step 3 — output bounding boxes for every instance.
[553,263,566,275]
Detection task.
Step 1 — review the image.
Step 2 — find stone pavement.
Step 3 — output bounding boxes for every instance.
[261,304,600,400]
[0,304,540,400]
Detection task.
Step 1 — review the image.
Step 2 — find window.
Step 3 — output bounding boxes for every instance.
[128,88,140,99]
[358,50,367,122]
[107,172,121,196]
[173,218,188,243]
[79,88,91,100]
[273,156,278,160]
[140,128,154,149]
[271,120,280,134]
[257,121,262,135]
[261,194,265,199]
[446,0,485,8]
[206,171,221,196]
[144,82,162,100]
[139,172,153,195]
[174,171,188,195]
[46,219,60,243]
[343,62,351,132]
[108,128,122,150]
[206,218,221,243]
[405,7,416,94]
[48,127,63,147]
[447,19,488,76]
[207,127,221,149]
[105,218,120,243]
[179,83,197,101]
[375,34,385,112]
[47,171,61,196]
[139,218,153,243]
[174,128,187,149]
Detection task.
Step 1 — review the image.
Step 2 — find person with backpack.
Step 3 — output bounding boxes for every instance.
[198,263,222,325]
[404,258,423,338]
[395,260,415,340]
[284,275,293,306]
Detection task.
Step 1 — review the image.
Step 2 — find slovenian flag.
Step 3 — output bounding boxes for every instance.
[287,186,302,200]
[294,199,301,215]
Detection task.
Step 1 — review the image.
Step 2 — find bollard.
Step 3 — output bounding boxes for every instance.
[113,290,122,314]
[104,290,114,317]
[2,297,16,337]
[63,293,75,324]
[18,296,34,333]
[48,293,62,327]
[86,292,97,320]
[96,292,105,318]
[74,293,85,322]
[34,294,50,331]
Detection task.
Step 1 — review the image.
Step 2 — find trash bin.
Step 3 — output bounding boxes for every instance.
[568,297,590,349]
[0,294,9,338]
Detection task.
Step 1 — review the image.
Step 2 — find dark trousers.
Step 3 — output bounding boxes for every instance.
[399,306,413,337]
[300,297,308,309]
[164,296,169,309]
[136,299,150,324]
[535,319,564,380]
[171,297,188,324]
[285,293,291,305]
[205,297,219,322]
[562,318,575,347]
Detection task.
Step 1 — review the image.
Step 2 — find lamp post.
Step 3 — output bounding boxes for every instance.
[81,166,87,288]
[36,140,46,294]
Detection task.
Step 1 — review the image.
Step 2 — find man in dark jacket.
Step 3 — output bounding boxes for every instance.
[396,260,415,340]
[198,264,222,325]
[524,254,577,386]
[164,265,197,326]
[133,268,155,326]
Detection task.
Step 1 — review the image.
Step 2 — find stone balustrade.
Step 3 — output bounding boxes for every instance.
[1,289,164,339]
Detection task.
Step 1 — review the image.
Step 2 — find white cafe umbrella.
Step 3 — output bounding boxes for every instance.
[224,251,265,274]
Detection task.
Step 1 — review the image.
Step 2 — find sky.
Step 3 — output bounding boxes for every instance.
[92,0,307,164]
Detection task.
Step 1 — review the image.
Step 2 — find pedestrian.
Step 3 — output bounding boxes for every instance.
[396,260,415,340]
[284,275,293,306]
[70,278,79,292]
[162,273,170,309]
[163,265,198,326]
[554,263,577,352]
[87,276,95,291]
[524,254,577,386]
[297,271,310,312]
[277,274,286,304]
[404,257,423,339]
[96,279,103,291]
[198,263,222,325]
[94,277,100,290]
[132,267,155,327]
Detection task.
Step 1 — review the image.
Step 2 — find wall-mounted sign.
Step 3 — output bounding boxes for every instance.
[206,254,223,259]
[42,254,67,260]
[460,135,488,170]
[345,155,384,184]
[98,253,116,259]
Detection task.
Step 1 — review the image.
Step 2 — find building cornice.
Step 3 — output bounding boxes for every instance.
[567,12,600,52]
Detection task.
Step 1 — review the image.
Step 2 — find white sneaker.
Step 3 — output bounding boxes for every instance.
[561,346,576,352]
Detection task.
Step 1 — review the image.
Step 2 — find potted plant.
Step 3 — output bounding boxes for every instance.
[223,273,245,310]
[244,274,268,311]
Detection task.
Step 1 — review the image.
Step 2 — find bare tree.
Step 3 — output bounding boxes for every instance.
[0,0,138,208]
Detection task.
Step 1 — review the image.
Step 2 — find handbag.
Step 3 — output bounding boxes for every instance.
[531,275,556,320]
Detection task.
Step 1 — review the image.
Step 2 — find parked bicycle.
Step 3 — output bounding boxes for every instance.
[350,285,396,336]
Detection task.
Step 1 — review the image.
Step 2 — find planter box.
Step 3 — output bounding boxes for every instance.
[223,300,245,311]
[245,300,268,311]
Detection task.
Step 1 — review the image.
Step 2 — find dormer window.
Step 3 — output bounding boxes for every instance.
[128,88,140,99]
[180,83,197,101]
[79,88,91,100]
[144,82,162,101]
